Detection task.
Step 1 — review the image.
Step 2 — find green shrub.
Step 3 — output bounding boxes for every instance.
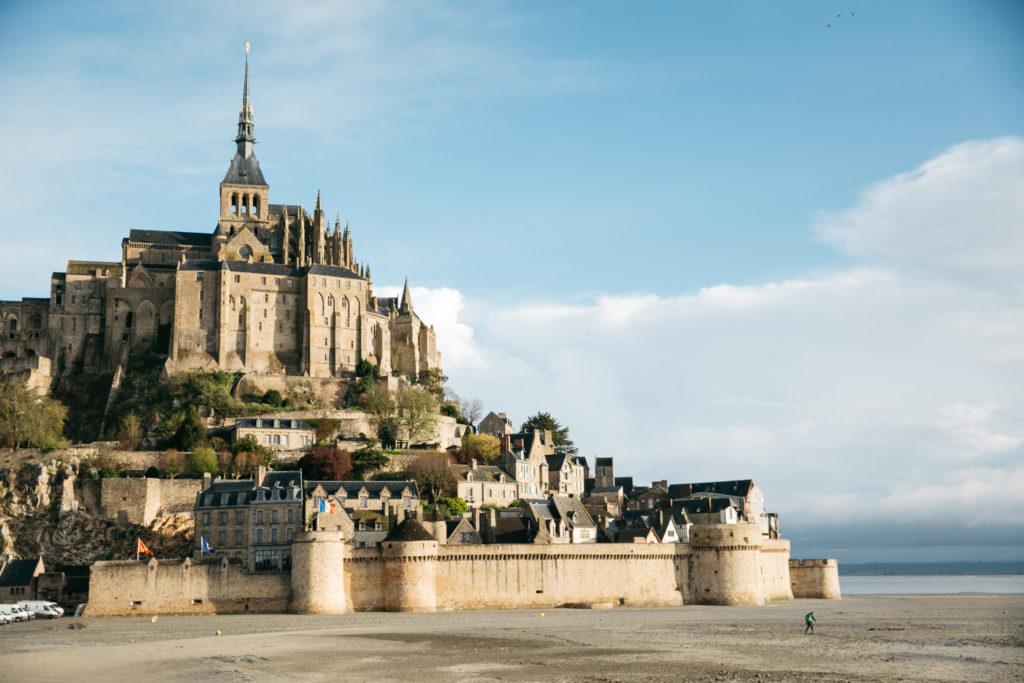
[187,446,218,476]
[436,496,468,517]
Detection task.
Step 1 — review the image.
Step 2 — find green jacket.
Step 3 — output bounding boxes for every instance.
[805,613,815,624]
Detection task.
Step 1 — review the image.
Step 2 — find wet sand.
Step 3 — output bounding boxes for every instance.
[0,596,1021,681]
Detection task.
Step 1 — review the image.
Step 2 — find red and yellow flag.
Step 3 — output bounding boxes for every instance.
[137,538,154,557]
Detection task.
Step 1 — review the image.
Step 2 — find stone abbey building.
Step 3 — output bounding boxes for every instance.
[0,51,440,387]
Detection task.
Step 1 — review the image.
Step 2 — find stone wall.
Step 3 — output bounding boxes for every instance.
[83,557,290,616]
[98,478,201,525]
[84,526,813,616]
[789,558,841,599]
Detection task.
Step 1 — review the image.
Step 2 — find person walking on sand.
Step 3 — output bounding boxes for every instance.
[804,611,815,635]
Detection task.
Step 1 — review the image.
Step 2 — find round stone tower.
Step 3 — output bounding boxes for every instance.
[789,558,842,599]
[289,530,346,614]
[688,523,766,606]
[382,519,439,612]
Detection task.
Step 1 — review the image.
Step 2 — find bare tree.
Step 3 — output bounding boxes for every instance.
[406,451,455,502]
[459,397,484,426]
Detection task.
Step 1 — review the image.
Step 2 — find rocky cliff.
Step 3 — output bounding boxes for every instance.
[0,457,193,564]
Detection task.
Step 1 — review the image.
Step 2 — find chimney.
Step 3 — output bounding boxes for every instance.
[202,472,212,490]
[470,458,477,470]
[488,507,497,541]
[500,434,511,453]
[472,507,481,532]
[255,465,268,486]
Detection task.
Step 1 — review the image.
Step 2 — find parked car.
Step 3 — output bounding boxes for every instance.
[18,601,61,619]
[0,605,31,622]
[0,611,13,625]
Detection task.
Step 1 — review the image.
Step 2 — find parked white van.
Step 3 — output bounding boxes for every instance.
[0,605,31,622]
[18,601,61,619]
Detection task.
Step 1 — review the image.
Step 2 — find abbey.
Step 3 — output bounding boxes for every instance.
[0,51,440,385]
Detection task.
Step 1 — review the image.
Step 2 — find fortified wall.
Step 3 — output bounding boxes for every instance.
[789,558,841,599]
[84,523,837,616]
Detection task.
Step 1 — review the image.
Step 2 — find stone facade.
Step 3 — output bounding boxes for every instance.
[0,52,441,390]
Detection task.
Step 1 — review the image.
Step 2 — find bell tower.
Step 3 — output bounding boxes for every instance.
[218,42,270,236]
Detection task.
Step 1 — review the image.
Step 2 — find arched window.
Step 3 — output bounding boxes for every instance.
[328,294,334,309]
[229,296,235,311]
[231,193,239,215]
[242,194,250,216]
[8,318,16,333]
[253,195,260,217]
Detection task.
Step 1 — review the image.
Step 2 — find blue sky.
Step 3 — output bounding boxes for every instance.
[2,1,1023,562]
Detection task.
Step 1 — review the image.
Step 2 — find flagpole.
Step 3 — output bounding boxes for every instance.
[136,537,139,562]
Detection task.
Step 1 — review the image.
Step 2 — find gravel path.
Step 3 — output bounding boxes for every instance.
[0,596,1020,681]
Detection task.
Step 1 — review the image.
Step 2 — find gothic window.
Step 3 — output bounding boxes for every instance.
[328,294,334,308]
[231,193,239,215]
[253,195,260,217]
[242,194,250,216]
[229,296,235,311]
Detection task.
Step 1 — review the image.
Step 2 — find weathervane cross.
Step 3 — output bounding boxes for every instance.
[244,41,251,54]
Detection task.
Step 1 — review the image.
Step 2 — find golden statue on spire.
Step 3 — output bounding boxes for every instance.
[244,41,251,54]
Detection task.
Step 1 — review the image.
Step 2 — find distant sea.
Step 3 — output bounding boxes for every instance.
[837,563,1024,595]
[840,574,1024,595]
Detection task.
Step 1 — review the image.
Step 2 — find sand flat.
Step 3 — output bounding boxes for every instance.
[0,596,1020,681]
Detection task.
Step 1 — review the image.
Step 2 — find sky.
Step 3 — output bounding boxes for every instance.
[1,1,1022,562]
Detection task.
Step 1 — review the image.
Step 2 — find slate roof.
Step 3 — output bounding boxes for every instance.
[452,464,511,483]
[222,151,268,186]
[551,496,597,529]
[674,497,736,514]
[0,558,40,587]
[594,457,614,467]
[262,471,303,489]
[546,454,567,470]
[614,476,634,493]
[307,264,363,280]
[128,229,212,247]
[386,519,435,542]
[669,480,754,499]
[576,456,590,472]
[305,480,418,498]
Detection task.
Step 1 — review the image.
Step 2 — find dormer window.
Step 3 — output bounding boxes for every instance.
[220,494,229,505]
[204,495,213,506]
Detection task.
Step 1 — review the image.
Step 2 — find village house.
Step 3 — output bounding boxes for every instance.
[0,557,44,600]
[451,459,518,508]
[231,417,315,451]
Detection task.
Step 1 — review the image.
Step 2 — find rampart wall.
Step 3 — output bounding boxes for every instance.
[85,526,824,616]
[83,557,290,616]
[789,558,841,599]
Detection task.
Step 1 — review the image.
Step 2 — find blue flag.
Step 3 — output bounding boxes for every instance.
[200,537,216,554]
[318,499,327,513]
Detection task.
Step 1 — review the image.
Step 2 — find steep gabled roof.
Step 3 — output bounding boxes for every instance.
[128,229,212,247]
[0,558,42,587]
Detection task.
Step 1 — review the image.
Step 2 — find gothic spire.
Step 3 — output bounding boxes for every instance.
[315,189,322,214]
[400,277,413,312]
[235,42,255,157]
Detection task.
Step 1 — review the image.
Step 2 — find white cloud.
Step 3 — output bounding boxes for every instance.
[816,137,1024,273]
[409,138,1024,551]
